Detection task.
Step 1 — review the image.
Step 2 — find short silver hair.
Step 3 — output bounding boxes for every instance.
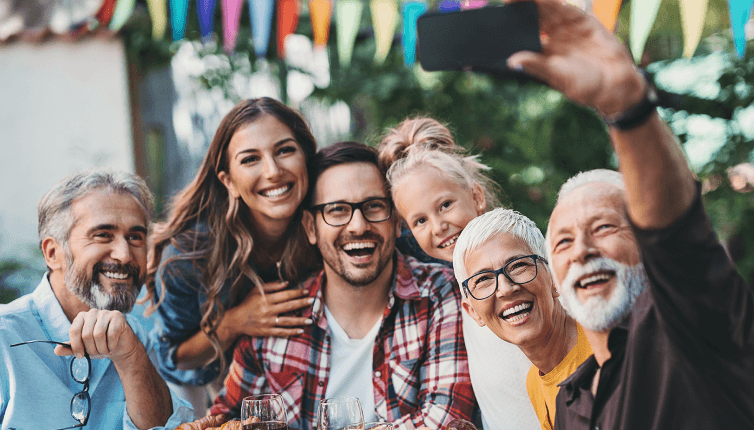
[555,169,625,204]
[453,208,546,284]
[546,169,626,260]
[38,169,154,249]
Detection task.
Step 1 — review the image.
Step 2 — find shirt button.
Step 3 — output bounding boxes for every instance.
[374,371,381,378]
[160,335,168,342]
[318,381,324,387]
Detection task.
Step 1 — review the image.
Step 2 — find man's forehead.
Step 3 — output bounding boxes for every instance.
[550,183,626,229]
[70,190,148,229]
[314,162,388,203]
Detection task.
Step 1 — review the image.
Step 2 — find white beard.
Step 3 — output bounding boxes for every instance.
[556,257,649,332]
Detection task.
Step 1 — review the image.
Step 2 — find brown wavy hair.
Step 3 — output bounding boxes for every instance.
[142,98,319,372]
[377,116,501,209]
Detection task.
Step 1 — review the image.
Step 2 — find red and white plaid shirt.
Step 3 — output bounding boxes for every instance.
[210,253,474,430]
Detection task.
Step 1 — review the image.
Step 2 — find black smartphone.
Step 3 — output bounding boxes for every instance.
[417,2,541,78]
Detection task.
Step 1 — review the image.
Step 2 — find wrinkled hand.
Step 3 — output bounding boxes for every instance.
[54,309,141,364]
[504,0,646,115]
[223,281,313,341]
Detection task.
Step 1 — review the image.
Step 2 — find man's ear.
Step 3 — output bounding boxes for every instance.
[302,211,318,246]
[462,298,486,327]
[394,215,403,239]
[42,237,65,272]
[472,183,486,215]
[217,170,240,199]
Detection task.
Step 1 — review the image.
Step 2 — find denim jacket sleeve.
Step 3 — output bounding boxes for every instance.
[149,243,226,385]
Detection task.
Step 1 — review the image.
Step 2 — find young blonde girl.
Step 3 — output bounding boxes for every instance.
[378,117,539,430]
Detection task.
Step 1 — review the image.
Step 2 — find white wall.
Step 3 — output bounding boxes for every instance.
[0,37,133,289]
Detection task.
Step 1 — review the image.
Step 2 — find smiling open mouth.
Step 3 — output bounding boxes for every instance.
[342,241,377,258]
[438,233,460,249]
[500,301,533,323]
[102,271,129,280]
[260,183,293,198]
[577,272,614,289]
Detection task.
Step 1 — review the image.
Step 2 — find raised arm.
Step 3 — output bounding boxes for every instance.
[505,0,696,229]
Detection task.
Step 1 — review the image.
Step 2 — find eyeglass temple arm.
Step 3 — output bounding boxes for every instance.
[11,340,72,348]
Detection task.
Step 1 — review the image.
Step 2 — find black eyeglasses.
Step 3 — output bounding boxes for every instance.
[310,198,392,227]
[461,255,548,300]
[10,340,91,430]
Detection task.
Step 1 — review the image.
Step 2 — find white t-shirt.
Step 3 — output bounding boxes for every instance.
[324,306,382,422]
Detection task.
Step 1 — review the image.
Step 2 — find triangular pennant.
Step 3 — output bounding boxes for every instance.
[728,0,754,58]
[222,0,244,53]
[679,0,709,58]
[250,0,276,58]
[629,0,662,63]
[198,0,217,38]
[310,0,333,47]
[592,0,621,32]
[109,0,137,31]
[402,1,427,66]
[170,0,190,40]
[371,0,398,64]
[96,0,118,27]
[278,0,300,58]
[461,0,488,9]
[439,1,461,12]
[337,0,364,66]
[147,0,168,39]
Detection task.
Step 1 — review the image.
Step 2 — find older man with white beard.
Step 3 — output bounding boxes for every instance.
[0,170,192,430]
[501,0,754,427]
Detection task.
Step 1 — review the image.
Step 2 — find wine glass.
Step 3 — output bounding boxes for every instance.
[317,397,364,430]
[241,394,288,430]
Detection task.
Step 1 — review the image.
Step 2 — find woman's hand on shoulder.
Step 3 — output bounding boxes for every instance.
[221,281,314,342]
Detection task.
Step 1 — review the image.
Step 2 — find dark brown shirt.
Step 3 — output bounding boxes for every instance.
[555,185,754,430]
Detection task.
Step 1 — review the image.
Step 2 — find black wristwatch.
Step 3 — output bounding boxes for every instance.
[601,73,659,130]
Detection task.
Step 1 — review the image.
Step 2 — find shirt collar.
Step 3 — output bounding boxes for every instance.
[305,251,421,329]
[31,273,73,342]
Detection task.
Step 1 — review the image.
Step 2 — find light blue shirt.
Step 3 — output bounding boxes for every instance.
[0,275,194,430]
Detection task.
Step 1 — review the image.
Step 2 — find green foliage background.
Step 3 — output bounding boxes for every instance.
[120,0,753,283]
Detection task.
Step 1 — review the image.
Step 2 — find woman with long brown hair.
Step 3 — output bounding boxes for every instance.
[143,98,319,415]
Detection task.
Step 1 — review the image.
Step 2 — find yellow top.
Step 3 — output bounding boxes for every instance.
[525,324,593,430]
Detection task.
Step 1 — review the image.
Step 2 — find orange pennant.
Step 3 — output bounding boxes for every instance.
[310,0,332,47]
[592,0,622,32]
[278,0,301,57]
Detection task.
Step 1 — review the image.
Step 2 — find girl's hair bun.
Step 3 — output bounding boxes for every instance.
[378,117,457,172]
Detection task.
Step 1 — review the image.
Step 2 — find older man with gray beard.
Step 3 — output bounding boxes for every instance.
[503,0,754,427]
[0,170,192,430]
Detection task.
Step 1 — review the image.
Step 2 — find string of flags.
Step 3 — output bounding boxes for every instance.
[0,0,752,63]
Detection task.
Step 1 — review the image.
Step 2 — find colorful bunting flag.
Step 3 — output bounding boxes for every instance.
[402,1,427,66]
[679,0,709,58]
[250,0,275,58]
[461,0,488,9]
[146,0,168,39]
[198,0,217,38]
[278,0,300,58]
[109,0,136,31]
[728,0,754,58]
[223,0,244,53]
[629,0,662,63]
[439,1,461,12]
[592,0,621,32]
[371,0,398,64]
[170,0,190,40]
[310,0,332,47]
[96,0,118,27]
[337,0,364,66]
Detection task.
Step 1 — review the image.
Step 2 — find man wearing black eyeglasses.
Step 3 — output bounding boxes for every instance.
[451,209,593,430]
[203,141,474,430]
[0,170,192,430]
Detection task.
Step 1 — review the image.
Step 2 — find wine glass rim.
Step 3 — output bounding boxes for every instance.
[243,394,283,402]
[319,396,360,405]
